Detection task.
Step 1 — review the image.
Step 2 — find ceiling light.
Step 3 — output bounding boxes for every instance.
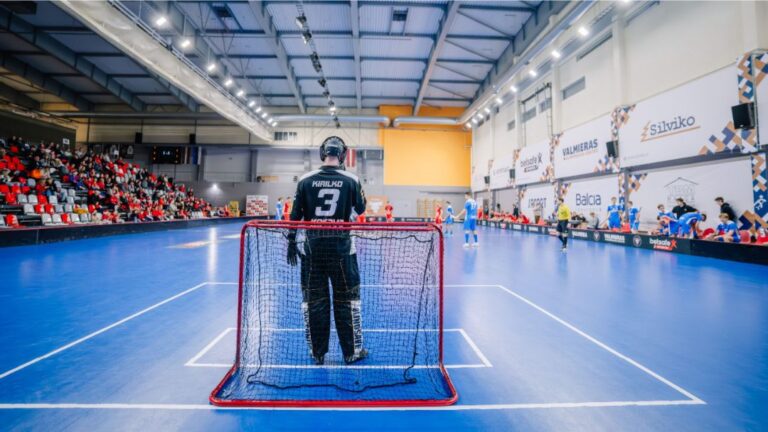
[236,89,245,97]
[180,38,191,49]
[256,106,262,113]
[475,114,483,120]
[247,100,255,107]
[329,105,337,113]
[154,16,167,27]
[466,123,472,129]
[484,107,491,114]
[471,118,478,124]
[206,62,216,72]
[495,96,503,105]
[551,49,561,59]
[267,117,273,123]
[261,112,268,119]
[578,26,590,37]
[223,78,233,87]
[510,85,518,93]
[529,69,538,78]
[295,14,307,29]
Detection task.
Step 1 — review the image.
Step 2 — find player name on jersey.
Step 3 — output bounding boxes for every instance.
[311,180,344,188]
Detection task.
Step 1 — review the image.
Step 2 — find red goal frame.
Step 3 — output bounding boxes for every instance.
[209,220,458,407]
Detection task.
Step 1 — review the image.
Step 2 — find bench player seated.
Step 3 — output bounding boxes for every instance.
[287,136,368,366]
[706,213,740,243]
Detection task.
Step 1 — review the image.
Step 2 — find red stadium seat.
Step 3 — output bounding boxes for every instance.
[700,228,715,239]
[44,204,54,214]
[5,214,19,228]
[0,185,9,194]
[739,230,751,243]
[34,204,44,214]
[37,194,48,205]
[61,213,70,224]
[5,192,17,204]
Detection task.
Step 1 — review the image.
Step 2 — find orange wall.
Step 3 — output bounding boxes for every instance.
[378,105,471,187]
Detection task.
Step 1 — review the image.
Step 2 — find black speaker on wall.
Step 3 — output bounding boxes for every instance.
[134,132,143,144]
[509,169,515,179]
[483,176,490,185]
[606,140,618,158]
[189,133,196,145]
[731,102,755,129]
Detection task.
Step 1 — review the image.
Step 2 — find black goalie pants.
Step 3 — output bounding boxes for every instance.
[300,238,362,360]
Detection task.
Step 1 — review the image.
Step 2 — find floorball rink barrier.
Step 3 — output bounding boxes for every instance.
[210,220,457,407]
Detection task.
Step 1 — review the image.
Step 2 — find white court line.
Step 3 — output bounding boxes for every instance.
[184,328,233,367]
[185,327,489,369]
[0,282,706,411]
[0,399,704,411]
[0,282,210,381]
[493,284,705,404]
[457,329,493,367]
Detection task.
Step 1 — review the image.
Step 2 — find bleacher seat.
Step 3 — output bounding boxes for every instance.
[52,214,62,225]
[64,204,74,213]
[739,230,751,242]
[49,195,58,205]
[23,204,34,214]
[5,193,17,205]
[0,215,5,228]
[37,195,48,205]
[0,185,9,194]
[27,178,35,187]
[54,180,62,189]
[68,189,76,197]
[28,194,38,204]
[4,214,19,228]
[61,213,70,224]
[17,194,27,204]
[66,196,74,204]
[54,204,64,213]
[44,204,54,214]
[33,204,44,214]
[70,213,80,224]
[41,214,53,225]
[81,213,90,223]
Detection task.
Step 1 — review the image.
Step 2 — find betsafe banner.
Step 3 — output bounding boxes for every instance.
[515,140,552,185]
[619,67,746,167]
[554,114,615,179]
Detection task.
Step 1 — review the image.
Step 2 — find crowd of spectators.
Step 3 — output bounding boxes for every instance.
[478,196,768,246]
[0,135,225,228]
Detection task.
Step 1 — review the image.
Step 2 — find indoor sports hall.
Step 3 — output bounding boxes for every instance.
[0,1,767,431]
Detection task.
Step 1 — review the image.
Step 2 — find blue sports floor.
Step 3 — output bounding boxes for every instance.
[0,223,766,431]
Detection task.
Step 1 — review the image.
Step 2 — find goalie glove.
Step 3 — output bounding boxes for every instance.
[287,235,299,266]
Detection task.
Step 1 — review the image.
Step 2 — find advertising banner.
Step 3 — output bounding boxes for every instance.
[515,140,552,185]
[553,114,616,178]
[489,152,515,190]
[626,157,754,231]
[520,183,556,221]
[619,67,757,167]
[245,195,269,216]
[560,175,621,219]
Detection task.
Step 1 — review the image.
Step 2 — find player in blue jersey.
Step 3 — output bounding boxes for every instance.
[606,196,624,230]
[708,212,741,243]
[275,197,284,220]
[656,204,678,236]
[626,201,640,233]
[455,192,479,248]
[444,201,455,237]
[677,211,707,238]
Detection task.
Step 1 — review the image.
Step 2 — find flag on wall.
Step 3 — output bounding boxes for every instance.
[346,148,356,169]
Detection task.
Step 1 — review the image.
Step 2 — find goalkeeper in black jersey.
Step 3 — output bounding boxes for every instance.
[287,136,368,365]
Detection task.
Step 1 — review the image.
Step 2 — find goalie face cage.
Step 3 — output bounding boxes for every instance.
[210,220,457,407]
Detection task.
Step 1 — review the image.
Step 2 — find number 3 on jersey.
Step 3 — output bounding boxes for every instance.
[315,188,340,217]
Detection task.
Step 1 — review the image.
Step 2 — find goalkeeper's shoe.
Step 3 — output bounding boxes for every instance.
[344,348,369,365]
[312,354,325,365]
